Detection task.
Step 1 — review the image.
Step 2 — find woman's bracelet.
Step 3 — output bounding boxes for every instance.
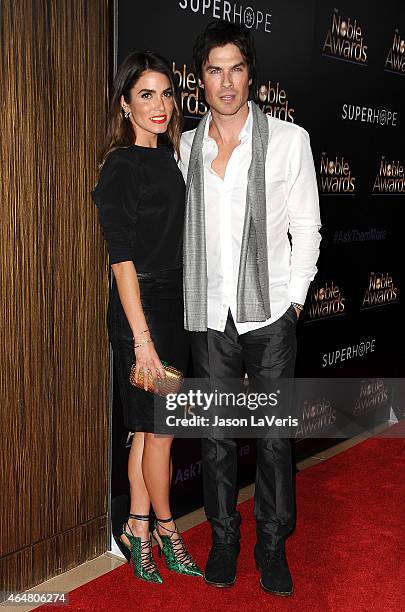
[291,302,304,311]
[133,328,149,339]
[133,338,152,349]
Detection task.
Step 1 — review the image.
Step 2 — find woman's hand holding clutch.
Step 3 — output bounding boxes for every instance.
[132,331,166,392]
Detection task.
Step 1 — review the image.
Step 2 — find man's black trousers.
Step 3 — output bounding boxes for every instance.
[190,306,298,547]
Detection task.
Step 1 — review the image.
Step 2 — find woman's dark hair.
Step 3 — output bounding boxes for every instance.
[99,50,182,166]
[192,21,257,99]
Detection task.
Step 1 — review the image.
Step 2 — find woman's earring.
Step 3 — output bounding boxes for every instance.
[124,109,130,119]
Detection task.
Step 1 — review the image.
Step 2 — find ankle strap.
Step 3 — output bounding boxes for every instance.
[155,516,173,523]
[129,513,150,521]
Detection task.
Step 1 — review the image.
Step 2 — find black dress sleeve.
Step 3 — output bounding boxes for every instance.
[91,150,139,265]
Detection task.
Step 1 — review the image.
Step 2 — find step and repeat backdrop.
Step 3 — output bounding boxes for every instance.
[110,0,404,539]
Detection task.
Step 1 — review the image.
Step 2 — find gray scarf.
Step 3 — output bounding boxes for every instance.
[183,101,270,332]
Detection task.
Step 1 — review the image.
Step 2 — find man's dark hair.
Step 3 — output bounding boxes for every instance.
[192,20,257,99]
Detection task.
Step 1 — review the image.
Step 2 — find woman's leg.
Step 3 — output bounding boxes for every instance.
[142,433,179,542]
[142,433,202,576]
[121,431,151,548]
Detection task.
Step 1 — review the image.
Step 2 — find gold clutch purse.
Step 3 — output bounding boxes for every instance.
[129,360,183,397]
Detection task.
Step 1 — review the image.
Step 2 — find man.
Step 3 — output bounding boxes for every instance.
[179,21,321,595]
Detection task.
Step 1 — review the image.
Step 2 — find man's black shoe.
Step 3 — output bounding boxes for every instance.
[204,542,240,587]
[254,541,293,596]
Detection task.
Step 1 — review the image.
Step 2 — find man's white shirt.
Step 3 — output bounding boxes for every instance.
[179,101,321,334]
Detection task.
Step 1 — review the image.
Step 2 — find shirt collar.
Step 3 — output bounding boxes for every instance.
[203,100,252,143]
[239,101,252,142]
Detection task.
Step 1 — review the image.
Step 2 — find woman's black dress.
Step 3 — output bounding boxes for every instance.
[92,144,188,433]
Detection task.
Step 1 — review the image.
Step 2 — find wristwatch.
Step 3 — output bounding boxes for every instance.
[291,302,304,311]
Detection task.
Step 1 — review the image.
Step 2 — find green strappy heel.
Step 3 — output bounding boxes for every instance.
[120,513,162,584]
[152,516,203,578]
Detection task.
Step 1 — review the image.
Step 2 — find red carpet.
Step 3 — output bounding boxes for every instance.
[38,427,405,612]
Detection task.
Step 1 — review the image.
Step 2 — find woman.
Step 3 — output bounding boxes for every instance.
[92,50,202,584]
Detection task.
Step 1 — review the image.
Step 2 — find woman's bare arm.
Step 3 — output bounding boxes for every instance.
[112,261,165,389]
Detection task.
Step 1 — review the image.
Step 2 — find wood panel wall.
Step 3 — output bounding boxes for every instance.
[0,0,110,597]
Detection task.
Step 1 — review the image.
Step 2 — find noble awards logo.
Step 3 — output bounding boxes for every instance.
[372,157,405,194]
[258,80,295,122]
[178,0,272,33]
[318,153,356,194]
[323,9,367,65]
[295,397,337,438]
[385,29,405,75]
[353,380,389,416]
[361,272,398,309]
[305,280,345,321]
[172,61,208,118]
